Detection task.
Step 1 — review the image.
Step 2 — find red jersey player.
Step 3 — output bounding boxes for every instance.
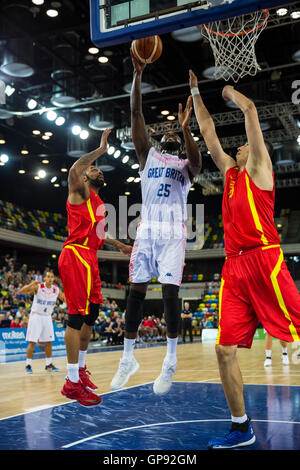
[190,70,300,449]
[59,129,132,407]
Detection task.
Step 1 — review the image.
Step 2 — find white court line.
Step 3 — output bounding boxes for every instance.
[62,418,300,449]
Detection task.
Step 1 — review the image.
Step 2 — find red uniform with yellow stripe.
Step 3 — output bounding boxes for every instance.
[217,166,300,348]
[58,189,106,316]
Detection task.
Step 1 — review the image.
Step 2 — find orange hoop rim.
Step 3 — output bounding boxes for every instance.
[201,9,269,38]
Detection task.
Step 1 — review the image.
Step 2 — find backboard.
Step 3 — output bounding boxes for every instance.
[90,0,288,47]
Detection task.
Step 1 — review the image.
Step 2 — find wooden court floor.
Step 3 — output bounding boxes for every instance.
[1,340,300,420]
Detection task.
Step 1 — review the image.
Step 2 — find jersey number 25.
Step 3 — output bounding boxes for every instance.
[157,183,171,198]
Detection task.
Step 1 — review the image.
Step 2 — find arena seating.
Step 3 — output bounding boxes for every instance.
[0,199,293,249]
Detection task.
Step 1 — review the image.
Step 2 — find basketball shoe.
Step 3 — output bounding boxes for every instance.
[264,357,272,367]
[208,418,256,449]
[25,365,33,374]
[153,356,177,395]
[45,363,59,371]
[110,356,139,391]
[79,365,98,392]
[282,353,289,365]
[61,378,102,407]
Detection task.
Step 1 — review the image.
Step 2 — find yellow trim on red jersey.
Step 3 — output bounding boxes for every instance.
[245,173,268,246]
[270,249,300,341]
[216,278,225,345]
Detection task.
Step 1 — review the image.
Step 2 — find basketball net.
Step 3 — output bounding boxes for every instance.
[201,9,269,83]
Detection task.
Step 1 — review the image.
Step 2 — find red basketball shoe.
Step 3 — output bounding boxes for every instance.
[61,378,102,407]
[79,365,98,392]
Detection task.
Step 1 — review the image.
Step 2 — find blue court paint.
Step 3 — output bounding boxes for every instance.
[0,382,299,450]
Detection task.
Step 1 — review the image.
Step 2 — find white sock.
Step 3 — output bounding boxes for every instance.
[26,358,32,366]
[166,337,178,361]
[265,350,272,358]
[231,414,248,424]
[67,363,79,383]
[78,350,87,368]
[282,347,288,354]
[45,357,52,366]
[122,338,136,360]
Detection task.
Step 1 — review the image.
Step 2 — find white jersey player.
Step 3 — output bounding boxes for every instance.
[111,52,202,395]
[19,271,65,373]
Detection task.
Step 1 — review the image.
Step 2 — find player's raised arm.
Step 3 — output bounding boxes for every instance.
[222,85,273,175]
[178,95,202,177]
[130,50,151,171]
[68,129,111,197]
[19,280,39,295]
[189,70,235,176]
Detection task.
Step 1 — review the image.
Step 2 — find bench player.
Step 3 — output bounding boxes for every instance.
[190,69,300,448]
[110,52,201,395]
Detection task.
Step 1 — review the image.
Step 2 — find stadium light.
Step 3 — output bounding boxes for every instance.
[55,116,65,126]
[107,146,115,155]
[27,98,37,110]
[0,154,9,163]
[46,110,57,121]
[38,169,46,178]
[71,125,81,135]
[80,129,89,140]
[113,150,121,159]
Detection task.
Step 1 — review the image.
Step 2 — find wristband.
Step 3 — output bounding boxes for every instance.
[191,87,200,96]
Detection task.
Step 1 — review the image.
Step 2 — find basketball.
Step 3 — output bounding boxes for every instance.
[131,35,162,64]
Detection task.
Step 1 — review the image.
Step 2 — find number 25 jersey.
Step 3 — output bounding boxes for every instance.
[139,147,192,233]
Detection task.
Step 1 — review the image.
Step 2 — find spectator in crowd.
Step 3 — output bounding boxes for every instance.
[155,315,167,342]
[142,316,158,341]
[181,301,193,343]
[110,300,119,311]
[100,316,118,345]
[113,316,125,345]
[10,317,21,328]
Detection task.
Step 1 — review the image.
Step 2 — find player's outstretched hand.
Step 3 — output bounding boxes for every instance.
[222,85,235,101]
[178,95,193,130]
[130,48,146,74]
[99,128,112,152]
[189,69,198,89]
[118,243,133,257]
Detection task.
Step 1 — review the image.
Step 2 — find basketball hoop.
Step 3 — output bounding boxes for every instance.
[201,9,269,83]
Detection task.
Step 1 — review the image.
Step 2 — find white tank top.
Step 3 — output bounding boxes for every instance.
[31,283,59,316]
[138,147,192,239]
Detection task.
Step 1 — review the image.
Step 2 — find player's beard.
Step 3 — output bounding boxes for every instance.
[160,141,182,154]
[86,175,105,191]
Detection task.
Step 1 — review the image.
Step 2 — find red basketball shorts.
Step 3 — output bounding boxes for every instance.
[217,245,300,348]
[58,244,103,316]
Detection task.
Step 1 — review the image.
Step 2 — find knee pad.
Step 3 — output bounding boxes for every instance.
[67,314,84,331]
[125,288,146,333]
[162,284,180,335]
[84,303,99,326]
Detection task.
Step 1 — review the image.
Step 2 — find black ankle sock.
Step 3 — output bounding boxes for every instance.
[231,418,250,433]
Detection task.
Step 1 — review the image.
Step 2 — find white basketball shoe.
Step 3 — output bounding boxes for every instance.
[110,356,139,391]
[153,356,177,395]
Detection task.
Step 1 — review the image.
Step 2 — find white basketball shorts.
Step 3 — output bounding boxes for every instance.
[129,224,186,286]
[26,312,55,343]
